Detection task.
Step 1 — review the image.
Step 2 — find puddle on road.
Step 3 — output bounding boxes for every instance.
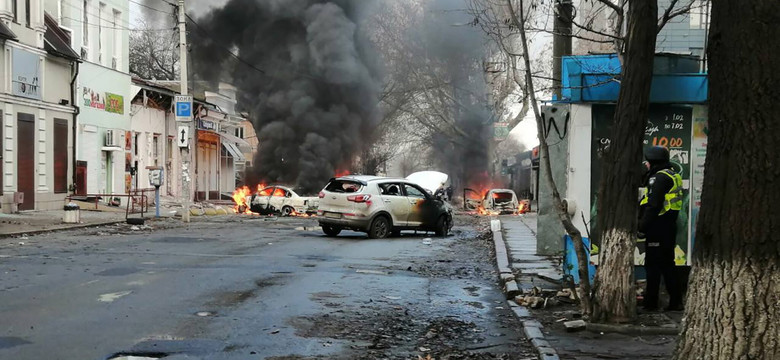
[0,336,31,349]
[95,267,141,276]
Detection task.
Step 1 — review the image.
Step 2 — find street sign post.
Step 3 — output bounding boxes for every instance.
[175,95,193,122]
[177,125,189,148]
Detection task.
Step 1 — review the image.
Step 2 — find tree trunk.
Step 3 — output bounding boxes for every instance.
[506,0,592,314]
[674,1,780,358]
[590,0,657,323]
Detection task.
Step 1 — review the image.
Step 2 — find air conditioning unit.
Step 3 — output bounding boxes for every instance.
[80,46,89,59]
[105,129,117,147]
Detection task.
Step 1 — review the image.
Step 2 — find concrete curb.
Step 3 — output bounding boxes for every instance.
[492,219,560,360]
[0,220,124,239]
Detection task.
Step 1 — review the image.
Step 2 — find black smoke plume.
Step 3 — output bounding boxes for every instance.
[190,0,379,193]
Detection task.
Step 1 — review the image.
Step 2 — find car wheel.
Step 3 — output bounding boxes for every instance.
[435,215,449,237]
[368,216,391,239]
[322,225,342,237]
[281,206,294,217]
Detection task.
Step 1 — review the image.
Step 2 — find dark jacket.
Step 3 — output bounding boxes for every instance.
[638,163,678,239]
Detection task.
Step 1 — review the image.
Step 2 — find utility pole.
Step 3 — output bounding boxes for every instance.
[552,0,573,100]
[178,0,191,222]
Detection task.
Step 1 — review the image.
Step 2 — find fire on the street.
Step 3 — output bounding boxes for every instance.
[231,186,256,214]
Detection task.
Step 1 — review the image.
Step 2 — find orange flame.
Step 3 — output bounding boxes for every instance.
[232,186,252,213]
[334,169,351,177]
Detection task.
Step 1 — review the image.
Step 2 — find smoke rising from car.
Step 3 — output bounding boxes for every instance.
[189,0,379,193]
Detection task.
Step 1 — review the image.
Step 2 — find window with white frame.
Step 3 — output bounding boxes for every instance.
[82,0,89,56]
[690,0,711,29]
[235,126,244,139]
[112,9,121,69]
[99,2,106,65]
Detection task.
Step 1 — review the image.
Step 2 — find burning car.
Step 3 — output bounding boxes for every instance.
[481,189,520,215]
[246,185,319,216]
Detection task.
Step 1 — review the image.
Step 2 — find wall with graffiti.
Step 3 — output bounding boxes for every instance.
[589,104,707,266]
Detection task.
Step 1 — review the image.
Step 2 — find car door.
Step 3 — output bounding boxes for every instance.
[403,183,430,227]
[378,182,410,226]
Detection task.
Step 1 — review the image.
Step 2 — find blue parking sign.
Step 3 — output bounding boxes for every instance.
[175,95,193,121]
[176,102,191,117]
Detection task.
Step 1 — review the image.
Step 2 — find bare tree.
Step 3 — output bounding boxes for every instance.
[129,20,179,80]
[674,0,780,357]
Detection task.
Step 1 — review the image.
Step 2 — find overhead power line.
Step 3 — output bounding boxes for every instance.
[184,13,265,74]
[129,0,173,15]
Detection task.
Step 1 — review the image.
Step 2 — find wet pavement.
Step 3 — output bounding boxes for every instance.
[0,215,535,359]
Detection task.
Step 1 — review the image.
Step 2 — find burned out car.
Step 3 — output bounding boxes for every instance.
[247,185,319,216]
[317,175,454,238]
[481,189,520,214]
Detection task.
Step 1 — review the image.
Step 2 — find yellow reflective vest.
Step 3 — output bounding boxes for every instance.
[640,169,683,215]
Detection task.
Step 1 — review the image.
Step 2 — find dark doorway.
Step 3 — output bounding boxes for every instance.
[54,119,68,193]
[17,113,35,210]
[75,161,87,196]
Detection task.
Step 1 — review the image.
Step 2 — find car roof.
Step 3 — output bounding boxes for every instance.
[335,175,407,183]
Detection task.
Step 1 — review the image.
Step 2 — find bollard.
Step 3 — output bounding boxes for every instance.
[63,202,81,224]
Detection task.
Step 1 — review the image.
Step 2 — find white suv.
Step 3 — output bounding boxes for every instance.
[317,175,454,238]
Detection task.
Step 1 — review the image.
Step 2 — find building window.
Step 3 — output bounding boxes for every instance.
[153,135,160,166]
[82,0,89,46]
[112,9,121,69]
[13,0,17,22]
[134,132,139,156]
[98,2,105,65]
[25,0,30,26]
[234,127,244,139]
[690,0,711,29]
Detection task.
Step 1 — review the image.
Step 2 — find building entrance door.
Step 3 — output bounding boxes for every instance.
[17,113,35,210]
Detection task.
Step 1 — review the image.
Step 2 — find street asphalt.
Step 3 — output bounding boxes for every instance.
[0,215,535,360]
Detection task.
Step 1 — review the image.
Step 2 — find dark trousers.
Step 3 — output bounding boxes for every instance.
[644,241,682,308]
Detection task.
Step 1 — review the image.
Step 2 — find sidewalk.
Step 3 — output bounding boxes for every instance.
[499,215,677,360]
[0,208,127,237]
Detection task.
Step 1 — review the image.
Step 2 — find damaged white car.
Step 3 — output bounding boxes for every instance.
[481,189,520,215]
[247,185,319,216]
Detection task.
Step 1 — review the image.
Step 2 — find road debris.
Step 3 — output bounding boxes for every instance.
[356,269,389,275]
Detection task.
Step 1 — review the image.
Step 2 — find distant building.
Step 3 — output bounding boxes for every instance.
[574,0,710,59]
[0,1,80,212]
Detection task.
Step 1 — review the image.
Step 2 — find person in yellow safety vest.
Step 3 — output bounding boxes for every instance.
[638,146,684,312]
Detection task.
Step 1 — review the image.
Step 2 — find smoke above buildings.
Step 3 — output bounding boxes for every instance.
[189,0,380,193]
[180,0,493,192]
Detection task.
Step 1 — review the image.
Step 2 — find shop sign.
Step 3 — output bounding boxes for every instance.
[106,93,124,114]
[198,119,217,131]
[12,48,41,100]
[84,87,124,114]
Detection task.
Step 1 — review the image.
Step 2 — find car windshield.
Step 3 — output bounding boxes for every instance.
[492,192,515,203]
[258,187,273,196]
[325,180,364,193]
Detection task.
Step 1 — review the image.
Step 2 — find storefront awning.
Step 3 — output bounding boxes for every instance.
[222,142,245,162]
[220,132,252,153]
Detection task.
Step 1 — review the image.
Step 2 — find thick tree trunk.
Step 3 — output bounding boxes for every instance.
[674,1,780,358]
[590,0,657,323]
